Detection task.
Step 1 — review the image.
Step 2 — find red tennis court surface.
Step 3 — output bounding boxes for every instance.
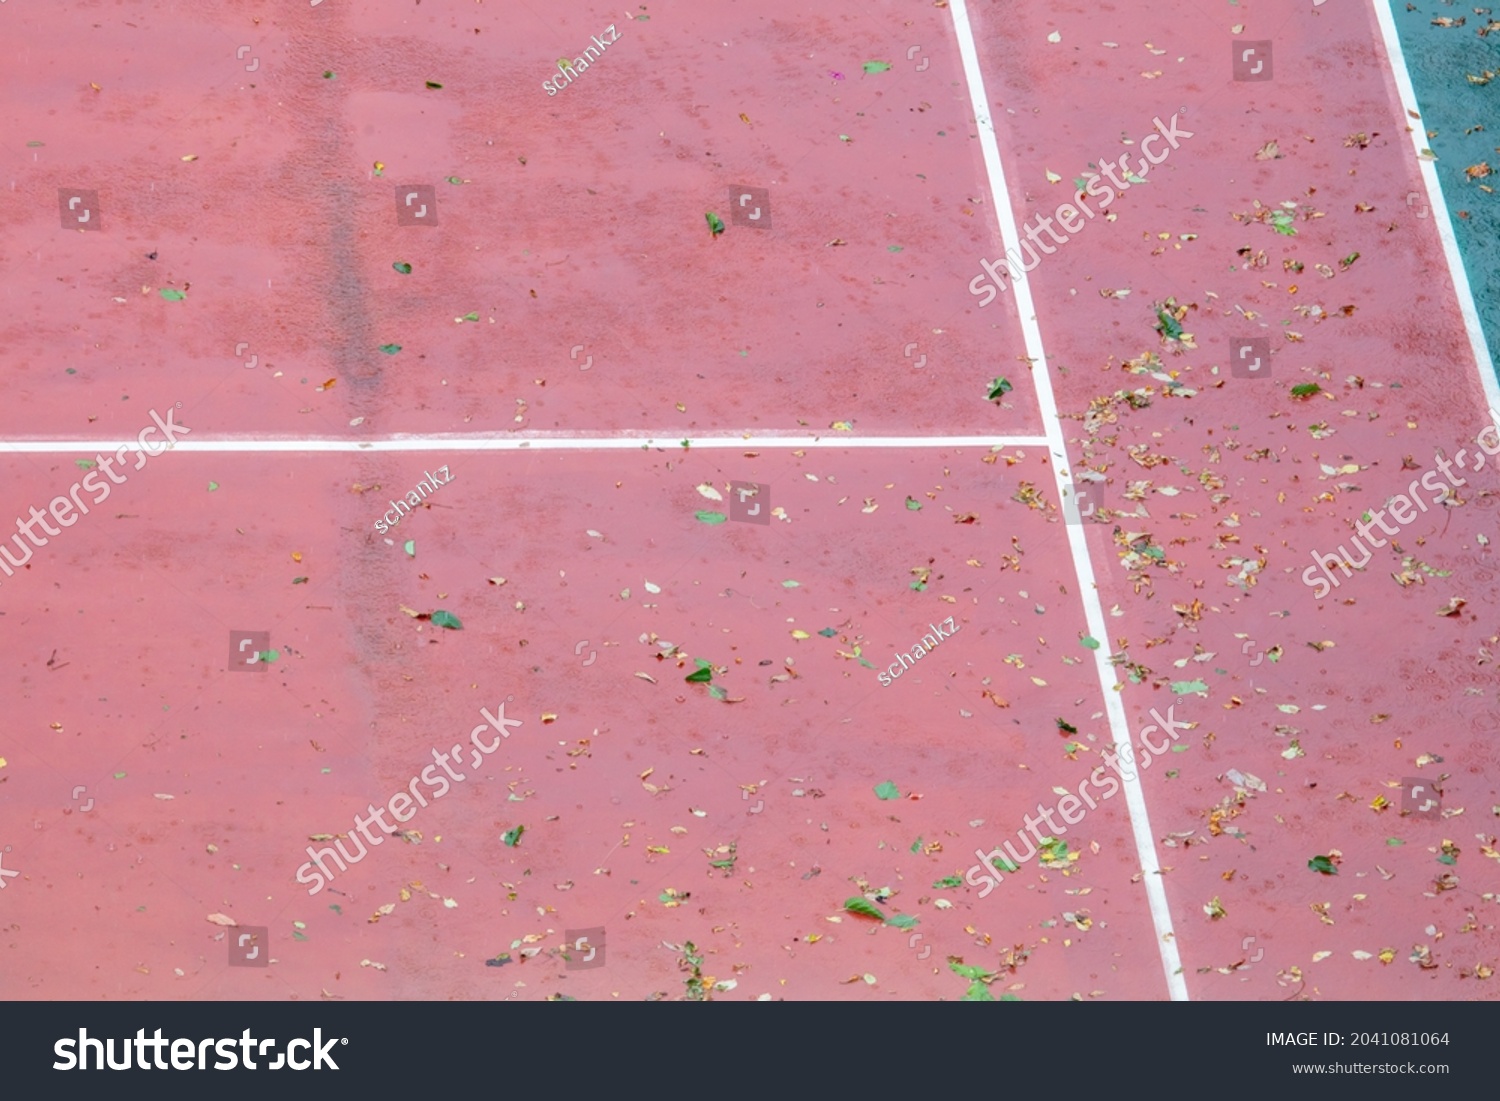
[1,0,1496,1002]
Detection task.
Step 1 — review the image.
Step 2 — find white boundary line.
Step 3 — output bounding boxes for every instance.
[0,434,1050,453]
[1372,0,1500,412]
[948,0,1189,1000]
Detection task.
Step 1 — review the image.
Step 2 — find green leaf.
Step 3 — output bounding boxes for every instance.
[1040,837,1069,862]
[695,510,727,524]
[257,649,280,664]
[378,343,402,355]
[461,311,480,322]
[1437,853,1457,866]
[863,60,892,73]
[685,661,713,684]
[73,459,96,471]
[781,580,800,588]
[1155,308,1183,340]
[1340,252,1360,269]
[705,211,725,235]
[159,288,186,300]
[963,982,997,1001]
[932,875,964,889]
[206,481,218,491]
[874,781,901,800]
[323,71,336,79]
[1307,854,1338,875]
[393,261,412,274]
[987,376,1013,400]
[884,913,918,930]
[844,897,886,920]
[403,540,415,557]
[329,904,342,915]
[446,176,463,185]
[888,245,903,252]
[949,962,989,980]
[26,141,44,147]
[292,576,309,585]
[707,684,727,700]
[1171,678,1209,695]
[817,627,838,638]
[1290,383,1321,399]
[292,931,309,941]
[425,80,443,89]
[1270,211,1297,236]
[1056,718,1078,735]
[1386,838,1405,846]
[910,838,923,854]
[1080,636,1100,649]
[905,496,922,511]
[502,825,524,847]
[430,610,462,630]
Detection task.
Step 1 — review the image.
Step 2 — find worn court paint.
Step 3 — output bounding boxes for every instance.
[3,0,1498,1004]
[0,448,1166,1001]
[0,0,1039,440]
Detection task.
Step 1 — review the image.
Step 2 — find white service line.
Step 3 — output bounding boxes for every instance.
[1372,0,1500,412]
[948,0,1190,1000]
[0,433,1050,453]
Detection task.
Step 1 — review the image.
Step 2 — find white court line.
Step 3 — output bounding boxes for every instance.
[1372,0,1500,412]
[948,0,1190,1000]
[0,433,1050,453]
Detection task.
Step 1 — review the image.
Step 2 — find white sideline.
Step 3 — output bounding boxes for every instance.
[948,0,1190,1001]
[0,433,1050,453]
